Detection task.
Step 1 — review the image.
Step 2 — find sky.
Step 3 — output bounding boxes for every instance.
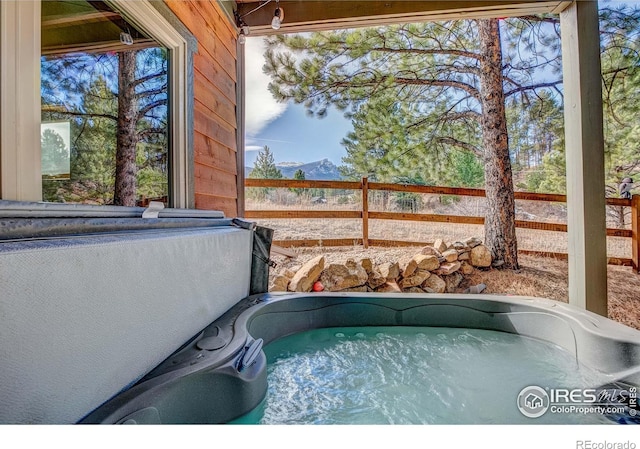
[244,37,352,167]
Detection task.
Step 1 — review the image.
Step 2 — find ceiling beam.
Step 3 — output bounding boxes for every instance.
[236,1,571,34]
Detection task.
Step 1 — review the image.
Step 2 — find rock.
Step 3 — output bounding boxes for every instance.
[288,256,325,292]
[345,258,358,268]
[271,275,290,292]
[320,261,368,292]
[465,237,482,248]
[452,241,467,251]
[441,249,459,263]
[403,287,425,293]
[360,258,373,274]
[399,257,418,278]
[376,281,402,293]
[379,262,400,281]
[420,246,442,258]
[460,261,474,275]
[415,254,440,271]
[282,269,297,279]
[435,261,461,276]
[400,269,431,288]
[367,268,387,289]
[433,239,448,253]
[492,259,505,268]
[422,274,446,293]
[444,272,464,293]
[470,245,492,267]
[422,286,436,293]
[458,251,470,261]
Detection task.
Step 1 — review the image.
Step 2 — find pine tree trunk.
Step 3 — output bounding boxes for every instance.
[114,51,138,206]
[477,19,519,269]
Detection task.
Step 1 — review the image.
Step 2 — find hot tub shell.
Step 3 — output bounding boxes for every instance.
[82,292,640,424]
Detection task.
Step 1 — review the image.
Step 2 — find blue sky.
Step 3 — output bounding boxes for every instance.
[245,103,352,166]
[244,37,351,167]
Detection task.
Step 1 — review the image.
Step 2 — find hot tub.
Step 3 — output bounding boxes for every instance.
[82,293,640,424]
[2,200,638,424]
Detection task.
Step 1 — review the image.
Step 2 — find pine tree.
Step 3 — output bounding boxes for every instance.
[248,146,283,179]
[264,19,564,268]
[292,168,306,196]
[247,146,283,200]
[41,129,69,177]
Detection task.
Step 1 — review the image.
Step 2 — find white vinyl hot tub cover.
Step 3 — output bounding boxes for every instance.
[0,226,253,424]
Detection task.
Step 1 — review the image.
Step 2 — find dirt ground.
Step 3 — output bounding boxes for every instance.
[269,246,640,331]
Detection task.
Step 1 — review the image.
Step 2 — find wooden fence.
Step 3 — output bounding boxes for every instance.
[245,178,640,271]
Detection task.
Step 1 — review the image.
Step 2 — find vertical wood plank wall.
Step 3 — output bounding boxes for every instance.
[165,0,239,217]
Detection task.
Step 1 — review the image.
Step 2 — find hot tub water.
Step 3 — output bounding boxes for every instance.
[231,326,613,424]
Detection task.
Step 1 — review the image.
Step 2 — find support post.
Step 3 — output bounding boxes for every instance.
[632,195,640,273]
[560,1,607,316]
[236,36,246,217]
[362,177,369,249]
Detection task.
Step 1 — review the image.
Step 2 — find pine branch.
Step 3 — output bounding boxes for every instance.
[369,46,481,60]
[134,85,167,99]
[504,80,562,98]
[435,136,482,156]
[137,99,167,120]
[51,109,118,121]
[395,77,481,101]
[131,71,166,88]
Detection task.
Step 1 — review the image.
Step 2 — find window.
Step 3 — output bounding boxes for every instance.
[41,1,170,206]
[1,0,190,208]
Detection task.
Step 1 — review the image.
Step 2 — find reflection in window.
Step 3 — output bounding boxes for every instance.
[41,0,169,206]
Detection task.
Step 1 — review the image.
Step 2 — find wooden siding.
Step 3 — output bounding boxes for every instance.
[165,0,239,217]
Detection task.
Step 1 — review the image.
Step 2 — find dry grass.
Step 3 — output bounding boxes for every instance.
[269,246,640,331]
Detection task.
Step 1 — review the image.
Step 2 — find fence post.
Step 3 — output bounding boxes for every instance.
[362,177,369,249]
[632,195,640,273]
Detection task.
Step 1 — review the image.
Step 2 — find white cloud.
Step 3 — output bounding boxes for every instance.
[244,145,263,166]
[244,37,288,136]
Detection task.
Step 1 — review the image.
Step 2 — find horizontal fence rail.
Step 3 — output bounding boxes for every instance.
[245,177,639,271]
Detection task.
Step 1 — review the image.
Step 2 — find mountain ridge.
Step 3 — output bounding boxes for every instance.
[245,158,341,180]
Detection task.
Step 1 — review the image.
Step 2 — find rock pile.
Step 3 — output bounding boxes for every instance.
[270,237,493,294]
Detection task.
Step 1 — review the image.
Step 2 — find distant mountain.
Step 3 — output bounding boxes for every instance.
[245,158,342,180]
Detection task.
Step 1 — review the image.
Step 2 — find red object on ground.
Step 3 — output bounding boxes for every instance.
[312,281,324,292]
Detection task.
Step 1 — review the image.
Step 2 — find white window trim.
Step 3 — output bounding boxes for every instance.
[0,0,190,208]
[1,0,42,201]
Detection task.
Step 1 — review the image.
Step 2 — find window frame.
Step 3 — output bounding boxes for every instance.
[0,0,192,208]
